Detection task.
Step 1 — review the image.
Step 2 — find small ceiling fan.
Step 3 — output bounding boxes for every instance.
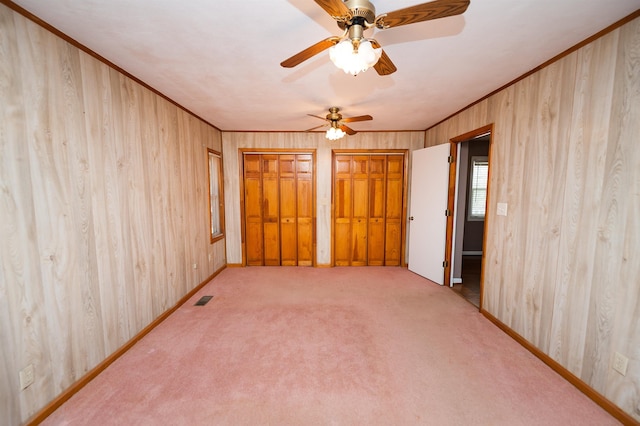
[306,107,373,139]
[281,0,470,75]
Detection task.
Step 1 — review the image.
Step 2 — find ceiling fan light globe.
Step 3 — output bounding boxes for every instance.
[359,40,382,64]
[326,127,346,140]
[329,39,381,76]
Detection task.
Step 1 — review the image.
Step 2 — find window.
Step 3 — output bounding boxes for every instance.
[208,149,224,243]
[468,156,488,220]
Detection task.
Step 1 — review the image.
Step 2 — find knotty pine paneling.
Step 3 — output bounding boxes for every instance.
[0,5,225,424]
[222,132,424,266]
[424,15,640,421]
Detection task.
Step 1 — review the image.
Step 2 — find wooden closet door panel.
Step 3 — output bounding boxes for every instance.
[334,192,352,264]
[384,223,402,266]
[262,175,279,220]
[351,217,368,265]
[368,220,385,265]
[296,154,314,266]
[262,155,280,265]
[279,155,296,220]
[334,156,352,265]
[244,155,263,265]
[279,177,297,266]
[335,155,352,176]
[352,156,368,176]
[352,157,369,218]
[351,157,369,266]
[245,180,264,265]
[385,156,404,265]
[368,156,386,265]
[296,186,313,265]
[263,222,280,265]
[279,155,297,265]
[368,156,386,216]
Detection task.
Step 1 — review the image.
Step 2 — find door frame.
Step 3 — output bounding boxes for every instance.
[445,124,494,309]
[331,149,410,267]
[238,148,317,266]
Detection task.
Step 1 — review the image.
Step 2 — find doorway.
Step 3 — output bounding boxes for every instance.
[449,127,492,308]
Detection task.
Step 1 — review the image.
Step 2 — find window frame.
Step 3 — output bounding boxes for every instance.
[467,155,488,221]
[207,149,225,243]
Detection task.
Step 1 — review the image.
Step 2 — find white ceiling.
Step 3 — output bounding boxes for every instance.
[9,0,640,132]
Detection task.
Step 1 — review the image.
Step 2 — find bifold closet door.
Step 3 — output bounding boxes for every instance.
[334,155,353,266]
[279,155,297,265]
[292,154,314,266]
[368,156,386,265]
[244,154,265,266]
[279,154,314,266]
[384,155,404,266]
[351,156,369,266]
[262,155,280,265]
[243,153,314,266]
[333,154,404,266]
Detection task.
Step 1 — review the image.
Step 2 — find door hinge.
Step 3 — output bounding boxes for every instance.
[445,209,452,217]
[447,155,454,164]
[443,260,449,268]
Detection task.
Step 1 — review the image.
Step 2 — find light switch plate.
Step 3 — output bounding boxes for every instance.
[613,352,629,376]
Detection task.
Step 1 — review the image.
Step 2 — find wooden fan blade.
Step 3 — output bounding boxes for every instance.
[342,115,373,123]
[340,125,357,136]
[305,124,329,132]
[280,36,341,68]
[314,0,353,20]
[375,0,470,29]
[373,50,397,75]
[307,114,328,121]
[370,40,397,75]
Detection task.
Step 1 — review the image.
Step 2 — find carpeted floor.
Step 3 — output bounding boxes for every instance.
[41,267,619,425]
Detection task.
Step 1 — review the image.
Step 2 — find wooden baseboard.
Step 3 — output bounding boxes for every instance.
[227,263,336,268]
[27,265,227,425]
[481,309,638,426]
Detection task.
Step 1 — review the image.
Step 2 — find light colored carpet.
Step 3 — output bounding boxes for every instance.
[42,266,619,425]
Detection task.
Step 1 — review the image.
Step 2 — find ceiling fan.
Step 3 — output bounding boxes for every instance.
[306,107,373,139]
[281,0,471,76]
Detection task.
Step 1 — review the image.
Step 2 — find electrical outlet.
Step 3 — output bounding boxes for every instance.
[19,364,34,390]
[612,352,628,376]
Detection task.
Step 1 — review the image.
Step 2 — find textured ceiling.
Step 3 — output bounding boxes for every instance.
[8,0,640,132]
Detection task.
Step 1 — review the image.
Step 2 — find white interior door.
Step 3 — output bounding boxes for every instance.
[408,144,451,284]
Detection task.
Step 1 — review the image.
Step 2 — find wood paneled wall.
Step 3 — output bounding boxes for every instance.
[0,5,225,424]
[425,15,640,421]
[222,132,425,266]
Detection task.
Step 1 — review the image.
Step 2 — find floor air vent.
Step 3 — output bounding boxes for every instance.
[195,296,213,306]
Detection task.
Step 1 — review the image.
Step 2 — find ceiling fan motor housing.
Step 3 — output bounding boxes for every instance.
[327,107,343,122]
[338,0,376,30]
